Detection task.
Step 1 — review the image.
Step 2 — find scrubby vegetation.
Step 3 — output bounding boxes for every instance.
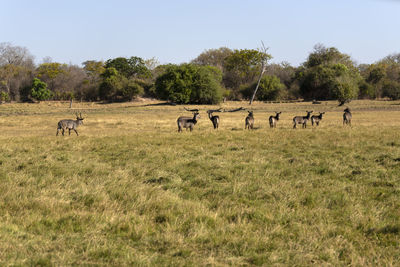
[0,100,399,265]
[1,42,400,104]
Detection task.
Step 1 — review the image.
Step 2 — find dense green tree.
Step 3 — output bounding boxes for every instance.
[105,56,151,79]
[191,66,223,104]
[360,59,400,99]
[31,78,52,101]
[297,45,360,102]
[99,67,144,101]
[121,79,145,101]
[0,91,10,102]
[155,64,223,104]
[222,49,272,99]
[83,60,105,79]
[382,80,400,100]
[242,75,284,101]
[99,67,124,100]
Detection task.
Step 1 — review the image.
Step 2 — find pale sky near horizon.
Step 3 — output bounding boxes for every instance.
[1,0,399,67]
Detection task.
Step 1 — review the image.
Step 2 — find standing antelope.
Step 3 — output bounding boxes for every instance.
[343,108,352,126]
[207,110,220,129]
[177,112,200,132]
[56,112,84,136]
[293,110,313,129]
[245,111,254,130]
[269,112,281,128]
[311,112,325,126]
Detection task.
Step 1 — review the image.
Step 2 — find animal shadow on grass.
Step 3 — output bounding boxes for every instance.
[144,177,170,184]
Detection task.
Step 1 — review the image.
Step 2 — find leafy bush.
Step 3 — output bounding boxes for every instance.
[330,74,359,103]
[155,64,223,104]
[297,45,361,103]
[0,91,10,102]
[120,79,144,101]
[31,78,52,101]
[242,75,284,101]
[358,80,376,99]
[99,67,145,101]
[382,80,400,100]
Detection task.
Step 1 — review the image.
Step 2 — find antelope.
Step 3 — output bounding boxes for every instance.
[177,112,200,132]
[207,110,220,129]
[311,112,325,126]
[245,111,254,130]
[56,112,84,136]
[269,112,281,128]
[293,110,313,129]
[343,108,352,126]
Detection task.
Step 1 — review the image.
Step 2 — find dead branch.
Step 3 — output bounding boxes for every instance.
[223,107,246,112]
[184,107,200,112]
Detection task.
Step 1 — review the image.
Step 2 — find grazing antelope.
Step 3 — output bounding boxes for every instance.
[343,108,352,126]
[207,110,220,129]
[293,110,313,129]
[177,112,200,132]
[56,112,84,136]
[269,112,282,128]
[311,112,325,126]
[245,111,254,130]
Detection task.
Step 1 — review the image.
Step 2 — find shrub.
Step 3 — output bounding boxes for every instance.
[155,64,223,104]
[382,80,400,100]
[242,75,284,101]
[31,78,52,101]
[0,91,10,102]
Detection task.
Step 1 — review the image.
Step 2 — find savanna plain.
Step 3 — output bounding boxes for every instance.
[0,100,399,266]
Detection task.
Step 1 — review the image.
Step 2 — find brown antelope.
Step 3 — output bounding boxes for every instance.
[343,108,352,126]
[269,112,281,128]
[245,111,254,130]
[207,109,220,129]
[56,112,84,136]
[177,112,200,132]
[293,110,313,129]
[311,112,325,126]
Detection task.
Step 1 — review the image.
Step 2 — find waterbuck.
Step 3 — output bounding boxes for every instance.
[245,111,254,130]
[269,112,281,128]
[293,110,313,129]
[56,112,84,136]
[343,108,352,126]
[207,110,220,129]
[177,112,200,132]
[311,112,325,126]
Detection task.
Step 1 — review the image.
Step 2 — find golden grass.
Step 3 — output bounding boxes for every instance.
[0,100,399,265]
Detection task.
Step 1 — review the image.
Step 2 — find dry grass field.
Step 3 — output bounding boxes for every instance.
[0,100,399,265]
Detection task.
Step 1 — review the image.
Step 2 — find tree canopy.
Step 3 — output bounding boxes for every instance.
[155,64,223,104]
[296,44,361,102]
[1,42,400,102]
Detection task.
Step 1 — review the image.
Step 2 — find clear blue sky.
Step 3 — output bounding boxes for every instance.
[1,0,399,66]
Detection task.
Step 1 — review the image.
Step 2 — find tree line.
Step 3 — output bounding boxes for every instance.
[1,42,400,104]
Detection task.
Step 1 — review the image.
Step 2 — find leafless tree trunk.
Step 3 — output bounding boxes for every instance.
[224,107,245,112]
[249,64,266,105]
[249,41,269,105]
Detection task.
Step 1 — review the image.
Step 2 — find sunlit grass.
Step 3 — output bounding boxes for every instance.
[0,100,399,265]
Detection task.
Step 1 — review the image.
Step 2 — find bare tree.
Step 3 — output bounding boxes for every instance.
[0,43,35,100]
[249,41,270,105]
[0,42,34,67]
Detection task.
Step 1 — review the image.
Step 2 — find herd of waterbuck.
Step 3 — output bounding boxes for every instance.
[55,108,352,136]
[176,107,352,132]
